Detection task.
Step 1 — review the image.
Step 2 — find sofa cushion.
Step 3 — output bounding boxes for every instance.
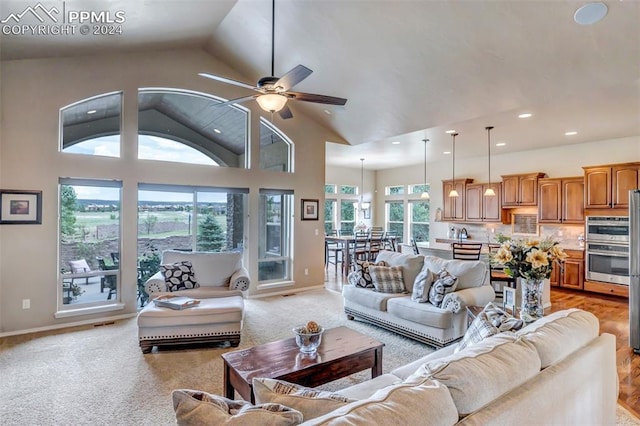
[301,377,458,426]
[387,297,453,329]
[253,378,354,421]
[162,250,243,287]
[160,261,199,292]
[375,250,424,293]
[342,285,406,311]
[172,389,302,426]
[411,265,436,303]
[428,268,458,307]
[348,260,387,288]
[456,302,524,352]
[369,266,406,293]
[410,333,541,416]
[422,255,487,290]
[516,308,599,369]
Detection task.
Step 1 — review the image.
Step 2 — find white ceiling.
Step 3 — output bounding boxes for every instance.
[1,0,639,170]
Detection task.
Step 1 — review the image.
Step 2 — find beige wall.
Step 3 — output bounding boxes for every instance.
[0,48,346,334]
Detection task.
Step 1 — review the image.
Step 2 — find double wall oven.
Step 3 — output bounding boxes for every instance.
[585,216,630,286]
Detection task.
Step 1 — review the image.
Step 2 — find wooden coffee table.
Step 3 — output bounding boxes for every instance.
[221,326,384,403]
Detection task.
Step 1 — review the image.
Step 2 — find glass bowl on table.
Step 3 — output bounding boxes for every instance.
[292,325,324,354]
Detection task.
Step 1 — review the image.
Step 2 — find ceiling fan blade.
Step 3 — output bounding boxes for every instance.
[198,72,258,92]
[287,91,348,106]
[278,105,293,119]
[212,95,258,108]
[275,65,313,91]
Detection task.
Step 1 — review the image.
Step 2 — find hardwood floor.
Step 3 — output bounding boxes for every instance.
[324,268,640,417]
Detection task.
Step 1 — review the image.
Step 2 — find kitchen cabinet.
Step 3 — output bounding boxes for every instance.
[442,179,473,221]
[501,173,547,207]
[538,177,584,224]
[465,182,502,222]
[550,249,584,290]
[584,162,640,209]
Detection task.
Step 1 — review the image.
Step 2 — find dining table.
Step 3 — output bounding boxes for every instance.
[325,234,397,276]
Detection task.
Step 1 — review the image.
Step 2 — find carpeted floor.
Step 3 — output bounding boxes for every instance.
[1,288,638,425]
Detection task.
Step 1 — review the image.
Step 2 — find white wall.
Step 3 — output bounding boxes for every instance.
[0,48,346,333]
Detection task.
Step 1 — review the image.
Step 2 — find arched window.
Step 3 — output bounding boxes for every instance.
[260,118,293,172]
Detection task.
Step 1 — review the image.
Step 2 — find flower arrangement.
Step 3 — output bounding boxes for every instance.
[493,235,567,281]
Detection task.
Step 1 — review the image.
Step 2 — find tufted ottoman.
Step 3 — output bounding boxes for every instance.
[137,295,244,353]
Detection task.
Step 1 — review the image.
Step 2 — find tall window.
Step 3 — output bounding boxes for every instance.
[258,190,293,282]
[324,200,336,235]
[410,200,430,242]
[58,179,121,310]
[386,201,404,243]
[260,119,293,172]
[340,200,357,234]
[60,92,122,157]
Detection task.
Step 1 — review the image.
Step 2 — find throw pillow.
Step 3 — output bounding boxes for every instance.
[172,389,302,426]
[253,378,354,420]
[348,260,387,288]
[369,265,406,293]
[428,268,458,307]
[456,302,524,352]
[411,265,436,303]
[160,261,199,292]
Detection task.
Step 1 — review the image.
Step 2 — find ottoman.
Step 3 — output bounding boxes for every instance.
[137,296,244,353]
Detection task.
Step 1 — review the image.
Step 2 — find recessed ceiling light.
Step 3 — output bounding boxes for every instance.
[574,2,608,25]
[391,141,400,145]
[443,151,451,155]
[445,130,456,134]
[324,109,332,115]
[87,110,97,115]
[565,131,578,136]
[214,128,222,134]
[518,113,532,119]
[496,142,506,147]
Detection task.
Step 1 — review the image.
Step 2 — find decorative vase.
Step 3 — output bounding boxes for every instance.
[521,278,544,323]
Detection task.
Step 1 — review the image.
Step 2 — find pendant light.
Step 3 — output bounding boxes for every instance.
[421,138,430,199]
[448,133,459,197]
[360,158,370,211]
[484,126,496,196]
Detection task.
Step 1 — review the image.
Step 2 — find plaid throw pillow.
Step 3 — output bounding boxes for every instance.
[456,302,524,352]
[369,265,406,293]
[348,260,387,288]
[160,261,199,292]
[428,268,458,307]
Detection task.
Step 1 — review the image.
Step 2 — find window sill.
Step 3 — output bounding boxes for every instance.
[54,303,125,319]
[256,280,295,291]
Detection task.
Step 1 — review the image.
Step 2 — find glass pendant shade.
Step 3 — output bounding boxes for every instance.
[256,93,288,112]
[484,126,496,197]
[448,133,459,197]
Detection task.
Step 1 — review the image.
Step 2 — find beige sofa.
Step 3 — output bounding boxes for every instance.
[172,309,618,425]
[343,251,495,347]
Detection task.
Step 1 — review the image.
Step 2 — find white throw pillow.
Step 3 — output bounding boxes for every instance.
[412,265,436,303]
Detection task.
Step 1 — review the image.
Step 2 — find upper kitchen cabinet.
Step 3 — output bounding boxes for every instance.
[465,182,502,222]
[584,162,640,210]
[442,178,473,221]
[538,177,584,224]
[501,173,547,207]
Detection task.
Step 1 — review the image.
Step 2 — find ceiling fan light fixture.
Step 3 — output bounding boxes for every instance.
[256,93,288,112]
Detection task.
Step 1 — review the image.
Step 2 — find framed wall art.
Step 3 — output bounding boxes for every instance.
[0,190,42,224]
[301,199,319,221]
[503,286,517,315]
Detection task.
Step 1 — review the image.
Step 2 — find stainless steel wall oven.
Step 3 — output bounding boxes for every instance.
[585,216,630,285]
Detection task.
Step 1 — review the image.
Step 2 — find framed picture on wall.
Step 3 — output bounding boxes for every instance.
[0,190,42,224]
[301,199,319,221]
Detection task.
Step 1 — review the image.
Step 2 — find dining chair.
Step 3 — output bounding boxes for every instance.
[383,231,398,251]
[451,243,483,261]
[487,243,517,297]
[368,229,385,260]
[325,230,343,272]
[410,239,420,255]
[352,231,369,264]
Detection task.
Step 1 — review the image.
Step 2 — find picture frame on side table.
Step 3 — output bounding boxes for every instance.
[503,286,517,315]
[0,190,42,225]
[301,199,319,221]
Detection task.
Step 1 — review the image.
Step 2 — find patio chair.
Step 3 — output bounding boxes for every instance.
[96,257,117,300]
[68,259,92,285]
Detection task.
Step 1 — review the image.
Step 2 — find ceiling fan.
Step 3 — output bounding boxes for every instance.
[199,0,347,119]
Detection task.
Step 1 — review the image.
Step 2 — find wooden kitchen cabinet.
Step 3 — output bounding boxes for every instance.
[442,179,473,221]
[538,177,584,224]
[501,173,547,207]
[465,182,502,222]
[550,249,584,290]
[584,162,640,210]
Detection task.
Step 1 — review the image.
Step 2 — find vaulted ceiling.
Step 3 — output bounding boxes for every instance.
[2,0,639,169]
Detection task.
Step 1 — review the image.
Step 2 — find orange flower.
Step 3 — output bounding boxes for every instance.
[526,249,549,268]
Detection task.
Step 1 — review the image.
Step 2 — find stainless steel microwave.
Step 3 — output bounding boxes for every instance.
[586,216,629,243]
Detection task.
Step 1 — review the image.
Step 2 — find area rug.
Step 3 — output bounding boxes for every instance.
[0,288,638,425]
